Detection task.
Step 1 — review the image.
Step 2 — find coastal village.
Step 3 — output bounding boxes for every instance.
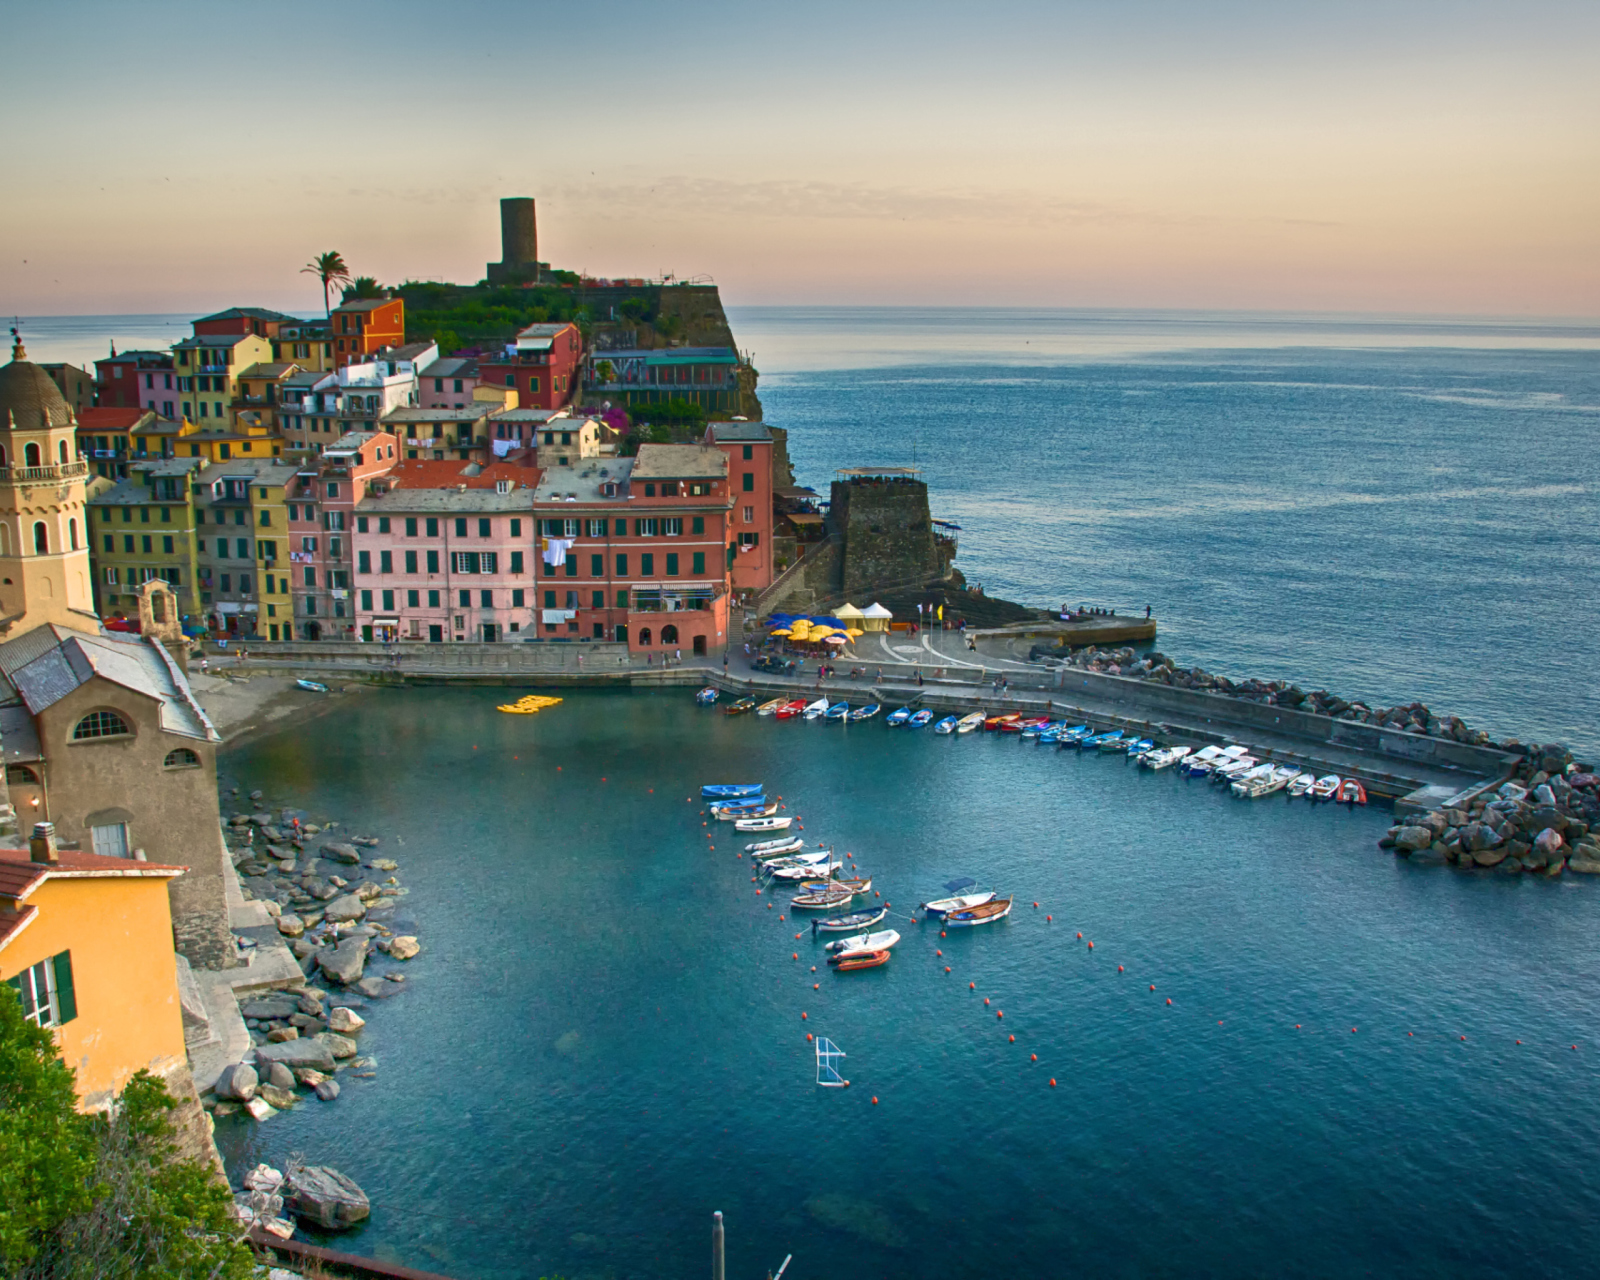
[0,198,1595,1280]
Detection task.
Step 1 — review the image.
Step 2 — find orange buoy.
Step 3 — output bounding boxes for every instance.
[795,933,802,940]
[601,777,606,782]
[1150,985,1155,991]
[945,967,951,973]
[1049,1078,1057,1088]
[872,1097,878,1105]
[1009,1034,1015,1043]
[843,1080,850,1087]
[940,931,947,938]
[936,950,942,957]
[970,982,976,990]
[812,966,816,972]
[874,890,880,897]
[984,997,990,1005]
[793,953,799,960]
[1516,1040,1522,1044]
[1296,1025,1301,1030]
[1117,965,1124,972]
[997,1011,1003,1019]
[1351,1028,1357,1033]
[1087,941,1093,949]
[1046,915,1052,922]
[756,888,762,895]
[1030,1053,1037,1061]
[1166,998,1172,1005]
[1409,1032,1414,1036]
[806,1032,813,1041]
[767,903,773,910]
[814,983,819,990]
[801,1012,807,1020]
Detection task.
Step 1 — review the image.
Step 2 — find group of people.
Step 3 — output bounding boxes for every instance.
[1060,604,1153,621]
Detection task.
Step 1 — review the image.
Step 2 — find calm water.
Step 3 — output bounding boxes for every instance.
[218,688,1600,1280]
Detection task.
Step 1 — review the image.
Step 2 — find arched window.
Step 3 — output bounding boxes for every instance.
[23,443,40,467]
[0,445,8,466]
[68,519,78,551]
[639,627,653,646]
[57,440,67,464]
[661,624,679,645]
[32,523,47,555]
[72,709,131,741]
[5,765,38,785]
[163,747,200,769]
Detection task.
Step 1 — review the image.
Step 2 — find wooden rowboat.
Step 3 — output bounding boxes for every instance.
[832,949,891,971]
[811,906,889,933]
[944,897,1014,928]
[798,876,871,895]
[791,887,857,909]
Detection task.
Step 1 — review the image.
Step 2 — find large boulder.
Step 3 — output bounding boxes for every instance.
[257,1084,297,1110]
[388,936,421,961]
[323,894,367,923]
[1394,826,1434,853]
[253,1037,336,1071]
[318,939,369,986]
[285,1166,370,1230]
[275,914,306,938]
[321,842,363,866]
[265,1062,297,1091]
[319,1032,359,1059]
[214,1063,258,1102]
[1566,857,1600,874]
[1534,828,1565,859]
[326,1006,365,1033]
[1472,846,1509,867]
[239,997,299,1021]
[1464,824,1502,853]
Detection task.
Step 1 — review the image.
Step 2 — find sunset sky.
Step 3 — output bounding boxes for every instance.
[2,0,1596,316]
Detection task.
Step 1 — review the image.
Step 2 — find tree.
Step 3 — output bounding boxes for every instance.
[0,988,251,1280]
[340,276,385,303]
[300,251,351,318]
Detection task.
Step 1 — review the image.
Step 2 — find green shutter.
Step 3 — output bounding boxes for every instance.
[693,552,705,576]
[52,952,76,1024]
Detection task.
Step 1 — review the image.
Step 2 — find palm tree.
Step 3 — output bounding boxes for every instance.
[340,276,385,302]
[301,252,351,318]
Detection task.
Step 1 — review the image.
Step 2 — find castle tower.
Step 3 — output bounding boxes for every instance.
[487,196,540,284]
[0,332,98,636]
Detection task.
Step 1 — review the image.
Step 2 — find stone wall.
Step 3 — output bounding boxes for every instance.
[831,478,946,600]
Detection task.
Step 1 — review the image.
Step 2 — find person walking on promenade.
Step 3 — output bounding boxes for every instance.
[916,669,923,687]
[875,668,883,684]
[1145,604,1152,619]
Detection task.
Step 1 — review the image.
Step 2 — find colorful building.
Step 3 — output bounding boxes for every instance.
[94,349,175,411]
[170,332,273,427]
[87,459,205,623]
[233,361,304,433]
[191,306,299,340]
[0,827,188,1110]
[706,421,775,597]
[271,320,336,372]
[173,414,283,463]
[479,322,583,411]
[381,406,496,461]
[193,458,296,638]
[78,407,157,480]
[417,357,480,409]
[287,432,400,639]
[330,298,405,368]
[39,364,96,417]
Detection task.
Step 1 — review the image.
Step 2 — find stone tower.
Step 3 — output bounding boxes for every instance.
[486,197,540,284]
[0,332,98,637]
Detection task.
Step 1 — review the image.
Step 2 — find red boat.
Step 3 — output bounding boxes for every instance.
[1002,716,1049,734]
[774,699,809,720]
[1338,778,1368,806]
[832,949,891,972]
[984,713,1022,731]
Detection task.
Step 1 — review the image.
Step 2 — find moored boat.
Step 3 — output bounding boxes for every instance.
[886,707,913,726]
[832,948,891,971]
[735,814,793,832]
[770,858,841,880]
[1142,745,1191,771]
[1056,725,1092,747]
[811,905,889,934]
[791,886,858,909]
[802,697,831,720]
[1179,745,1225,776]
[1084,729,1125,751]
[724,696,758,715]
[824,701,850,720]
[1214,755,1259,784]
[696,687,719,704]
[1309,774,1342,802]
[703,783,763,799]
[955,712,986,734]
[933,715,959,734]
[1230,763,1279,798]
[775,699,809,720]
[823,929,901,954]
[984,713,1022,731]
[755,697,786,715]
[944,897,1014,928]
[849,703,882,721]
[1003,716,1047,734]
[921,876,996,917]
[296,678,330,693]
[1339,778,1369,806]
[715,800,778,821]
[746,835,806,856]
[1287,771,1317,797]
[1123,738,1156,759]
[759,850,834,871]
[907,709,934,728]
[800,876,872,896]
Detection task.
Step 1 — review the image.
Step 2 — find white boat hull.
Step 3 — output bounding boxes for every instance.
[735,815,793,832]
[825,929,902,954]
[923,890,995,916]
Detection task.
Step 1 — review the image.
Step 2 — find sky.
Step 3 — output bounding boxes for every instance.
[2,0,1597,316]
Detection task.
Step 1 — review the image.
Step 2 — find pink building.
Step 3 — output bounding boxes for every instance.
[286,431,399,640]
[706,421,775,599]
[416,357,480,409]
[349,459,541,642]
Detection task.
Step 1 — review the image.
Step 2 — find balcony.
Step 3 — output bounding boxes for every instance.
[0,461,89,484]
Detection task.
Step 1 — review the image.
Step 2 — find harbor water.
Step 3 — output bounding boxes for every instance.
[218,688,1600,1279]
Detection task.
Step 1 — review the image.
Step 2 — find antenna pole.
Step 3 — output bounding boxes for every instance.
[712,1210,725,1280]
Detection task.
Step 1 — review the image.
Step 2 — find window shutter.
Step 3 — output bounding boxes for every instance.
[52,952,76,1023]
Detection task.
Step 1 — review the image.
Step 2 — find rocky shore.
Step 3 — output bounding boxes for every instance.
[203,790,422,1132]
[1378,744,1600,874]
[1039,643,1508,748]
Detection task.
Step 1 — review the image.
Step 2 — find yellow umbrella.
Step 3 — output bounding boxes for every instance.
[770,628,793,637]
[845,628,864,638]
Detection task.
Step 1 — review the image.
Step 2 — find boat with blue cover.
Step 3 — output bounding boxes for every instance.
[1083,729,1125,750]
[932,715,959,734]
[703,784,763,799]
[886,707,913,726]
[696,687,719,704]
[824,702,850,720]
[1122,738,1156,759]
[908,709,934,728]
[849,703,881,721]
[1055,725,1092,747]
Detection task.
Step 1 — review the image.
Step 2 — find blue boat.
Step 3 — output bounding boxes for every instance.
[932,715,959,734]
[696,687,719,705]
[1029,720,1066,741]
[1055,725,1091,747]
[908,709,934,729]
[1085,730,1126,751]
[825,702,851,720]
[1123,738,1156,759]
[702,784,763,799]
[849,703,881,721]
[708,794,765,811]
[886,707,912,726]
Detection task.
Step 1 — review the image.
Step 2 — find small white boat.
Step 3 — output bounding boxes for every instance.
[802,697,831,720]
[746,834,805,855]
[921,877,995,917]
[770,858,841,881]
[1179,744,1226,777]
[696,687,719,704]
[1287,771,1317,798]
[1141,745,1191,771]
[1214,754,1258,784]
[955,713,986,734]
[791,885,857,909]
[735,815,793,832]
[759,851,834,871]
[296,678,329,693]
[1310,774,1342,802]
[849,703,881,721]
[823,928,902,954]
[932,715,959,734]
[716,800,778,821]
[1229,763,1277,797]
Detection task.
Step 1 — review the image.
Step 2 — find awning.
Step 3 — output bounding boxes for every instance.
[785,512,823,525]
[372,617,399,626]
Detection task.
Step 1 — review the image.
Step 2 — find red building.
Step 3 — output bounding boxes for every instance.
[705,422,775,598]
[94,350,174,410]
[330,299,405,368]
[191,307,299,339]
[479,322,583,411]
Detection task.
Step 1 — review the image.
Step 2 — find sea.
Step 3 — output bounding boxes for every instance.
[20,307,1600,1275]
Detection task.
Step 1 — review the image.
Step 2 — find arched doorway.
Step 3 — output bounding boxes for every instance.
[661,624,679,646]
[693,635,707,656]
[639,627,653,646]
[24,443,40,468]
[57,440,67,464]
[32,523,47,554]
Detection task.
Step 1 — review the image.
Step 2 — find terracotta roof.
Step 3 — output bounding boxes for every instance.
[386,459,542,490]
[0,848,186,905]
[79,407,152,430]
[195,307,299,324]
[0,906,38,952]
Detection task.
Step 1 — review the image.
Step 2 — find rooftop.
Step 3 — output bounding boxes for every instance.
[532,458,634,504]
[237,362,299,380]
[597,347,738,364]
[630,444,728,481]
[417,357,478,380]
[78,407,154,431]
[359,480,538,514]
[516,323,577,339]
[327,431,384,453]
[173,334,258,350]
[382,406,492,423]
[0,625,217,742]
[195,307,299,325]
[196,458,299,487]
[707,421,772,443]
[387,459,541,491]
[377,342,437,362]
[494,408,567,423]
[0,846,185,907]
[332,299,396,313]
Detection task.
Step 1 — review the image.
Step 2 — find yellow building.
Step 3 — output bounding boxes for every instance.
[171,333,272,428]
[175,414,283,463]
[0,825,187,1109]
[0,339,98,639]
[271,321,336,372]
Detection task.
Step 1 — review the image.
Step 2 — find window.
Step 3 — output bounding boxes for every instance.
[742,444,753,460]
[644,483,656,497]
[32,522,47,554]
[693,516,705,534]
[426,517,438,537]
[478,518,491,538]
[405,550,418,573]
[304,566,317,587]
[104,566,118,584]
[512,589,525,607]
[693,551,705,575]
[639,628,653,646]
[73,709,131,741]
[591,590,604,609]
[742,473,755,492]
[480,552,499,573]
[103,534,113,553]
[617,589,629,607]
[259,509,272,527]
[124,535,135,553]
[325,511,345,531]
[455,518,468,537]
[635,519,659,537]
[666,553,679,576]
[544,590,556,608]
[406,517,418,537]
[326,482,339,498]
[509,551,524,574]
[163,535,174,553]
[426,549,440,574]
[615,518,627,535]
[480,589,492,608]
[382,589,395,611]
[141,535,153,554]
[564,555,576,577]
[739,532,761,549]
[453,552,479,574]
[408,589,420,607]
[459,589,471,607]
[663,518,683,536]
[301,536,317,553]
[615,553,628,576]
[163,747,200,769]
[689,482,711,497]
[590,553,603,577]
[358,550,372,574]
[641,553,654,576]
[7,953,76,1028]
[379,517,391,534]
[361,590,373,610]
[380,550,393,573]
[586,519,606,538]
[357,516,369,533]
[428,589,440,607]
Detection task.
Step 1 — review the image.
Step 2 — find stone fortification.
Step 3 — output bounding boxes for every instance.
[829,475,952,601]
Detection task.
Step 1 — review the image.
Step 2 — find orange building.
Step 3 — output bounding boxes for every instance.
[0,824,187,1109]
[330,298,405,368]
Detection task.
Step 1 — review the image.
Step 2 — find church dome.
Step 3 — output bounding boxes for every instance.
[0,337,76,429]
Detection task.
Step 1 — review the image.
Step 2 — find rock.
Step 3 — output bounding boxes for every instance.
[290,938,317,959]
[321,842,363,865]
[326,1006,365,1033]
[244,1096,277,1121]
[214,1063,259,1102]
[275,914,306,938]
[318,939,369,986]
[370,858,398,872]
[319,1032,359,1059]
[354,976,400,998]
[1409,848,1448,866]
[1545,857,1567,878]
[265,1062,297,1091]
[1465,824,1502,853]
[265,1027,300,1043]
[389,936,421,961]
[297,993,325,1016]
[285,1166,370,1230]
[1472,847,1509,867]
[1566,857,1600,874]
[323,893,367,923]
[1394,826,1434,852]
[253,1038,337,1071]
[1534,827,1565,857]
[239,996,299,1021]
[257,1084,298,1110]
[242,1162,284,1192]
[313,1080,341,1101]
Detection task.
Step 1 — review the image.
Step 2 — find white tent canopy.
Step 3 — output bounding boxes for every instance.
[860,601,893,631]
